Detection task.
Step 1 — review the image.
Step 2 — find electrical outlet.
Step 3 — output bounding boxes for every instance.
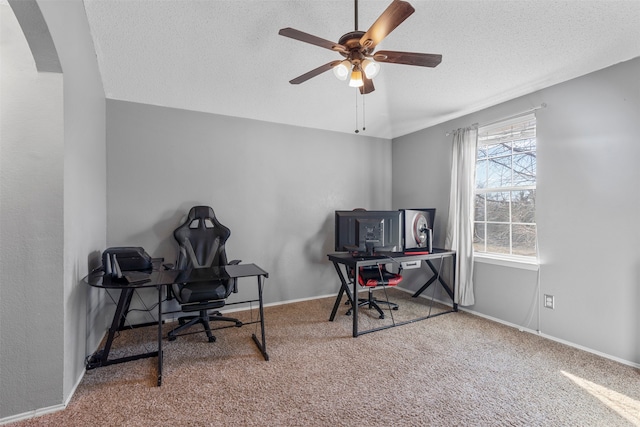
[544,294,555,309]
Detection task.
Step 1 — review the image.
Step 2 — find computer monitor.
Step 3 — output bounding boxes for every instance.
[401,208,436,251]
[334,210,404,254]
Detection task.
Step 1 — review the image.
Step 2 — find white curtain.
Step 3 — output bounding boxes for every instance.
[445,127,478,306]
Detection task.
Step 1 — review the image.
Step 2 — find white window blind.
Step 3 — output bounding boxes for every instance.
[474,113,537,258]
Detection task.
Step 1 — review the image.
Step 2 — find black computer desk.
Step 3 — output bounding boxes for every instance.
[327,249,457,337]
[83,261,269,386]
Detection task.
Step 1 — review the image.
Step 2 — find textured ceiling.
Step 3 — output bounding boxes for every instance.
[83,0,640,139]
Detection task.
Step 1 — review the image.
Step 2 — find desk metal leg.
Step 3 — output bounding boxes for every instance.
[411,257,451,298]
[353,268,359,337]
[157,285,163,386]
[411,255,458,311]
[411,271,438,298]
[452,253,458,311]
[87,287,132,369]
[251,275,269,361]
[428,259,454,301]
[327,261,359,336]
[104,288,133,361]
[86,287,159,370]
[329,262,354,322]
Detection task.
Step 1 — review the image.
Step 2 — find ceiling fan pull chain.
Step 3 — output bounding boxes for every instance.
[354,89,360,133]
[355,90,359,133]
[362,92,366,132]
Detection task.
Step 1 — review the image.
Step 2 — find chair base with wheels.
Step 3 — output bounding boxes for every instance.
[167,301,243,342]
[346,288,399,319]
[345,265,402,319]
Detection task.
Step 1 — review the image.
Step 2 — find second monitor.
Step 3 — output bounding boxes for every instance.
[401,208,435,252]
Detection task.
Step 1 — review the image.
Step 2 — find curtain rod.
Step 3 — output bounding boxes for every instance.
[445,103,547,136]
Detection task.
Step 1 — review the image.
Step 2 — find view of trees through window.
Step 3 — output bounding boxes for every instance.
[474,114,537,257]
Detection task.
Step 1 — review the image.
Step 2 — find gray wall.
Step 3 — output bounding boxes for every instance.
[1,3,64,417]
[105,101,392,310]
[393,57,640,366]
[39,0,107,400]
[0,0,106,421]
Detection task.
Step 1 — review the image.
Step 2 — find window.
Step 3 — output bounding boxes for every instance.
[474,114,537,258]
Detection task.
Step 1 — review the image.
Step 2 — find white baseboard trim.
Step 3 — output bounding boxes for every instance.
[0,403,66,426]
[226,293,341,311]
[66,366,86,406]
[460,306,640,370]
[0,358,88,426]
[262,293,340,308]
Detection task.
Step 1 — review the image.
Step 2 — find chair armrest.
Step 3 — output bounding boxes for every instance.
[163,261,178,300]
[228,260,241,293]
[163,264,176,300]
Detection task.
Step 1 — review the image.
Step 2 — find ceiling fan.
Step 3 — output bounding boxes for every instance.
[278,0,442,95]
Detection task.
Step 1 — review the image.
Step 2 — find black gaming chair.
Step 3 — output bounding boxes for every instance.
[167,206,242,342]
[346,264,402,319]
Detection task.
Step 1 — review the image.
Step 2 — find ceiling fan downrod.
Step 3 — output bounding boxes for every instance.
[354,0,358,31]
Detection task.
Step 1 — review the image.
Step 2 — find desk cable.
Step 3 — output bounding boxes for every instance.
[102,287,167,349]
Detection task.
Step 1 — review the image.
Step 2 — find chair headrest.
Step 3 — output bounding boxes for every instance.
[173,206,231,268]
[175,206,230,239]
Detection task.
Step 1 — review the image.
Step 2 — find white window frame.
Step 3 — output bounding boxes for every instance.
[474,113,538,267]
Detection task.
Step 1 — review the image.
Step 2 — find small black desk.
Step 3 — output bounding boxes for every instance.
[83,262,269,386]
[328,249,457,337]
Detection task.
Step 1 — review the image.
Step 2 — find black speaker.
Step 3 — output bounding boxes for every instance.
[102,247,152,273]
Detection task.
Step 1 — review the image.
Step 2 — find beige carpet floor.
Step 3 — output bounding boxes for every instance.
[11,289,640,426]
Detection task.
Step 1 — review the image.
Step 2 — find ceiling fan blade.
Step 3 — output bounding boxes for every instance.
[278,27,346,52]
[360,75,375,94]
[289,61,341,85]
[374,51,442,67]
[359,0,415,51]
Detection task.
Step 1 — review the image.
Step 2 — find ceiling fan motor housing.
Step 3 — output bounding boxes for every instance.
[337,31,372,64]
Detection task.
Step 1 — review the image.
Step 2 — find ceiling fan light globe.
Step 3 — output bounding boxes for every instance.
[362,60,380,79]
[349,70,364,88]
[333,61,350,81]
